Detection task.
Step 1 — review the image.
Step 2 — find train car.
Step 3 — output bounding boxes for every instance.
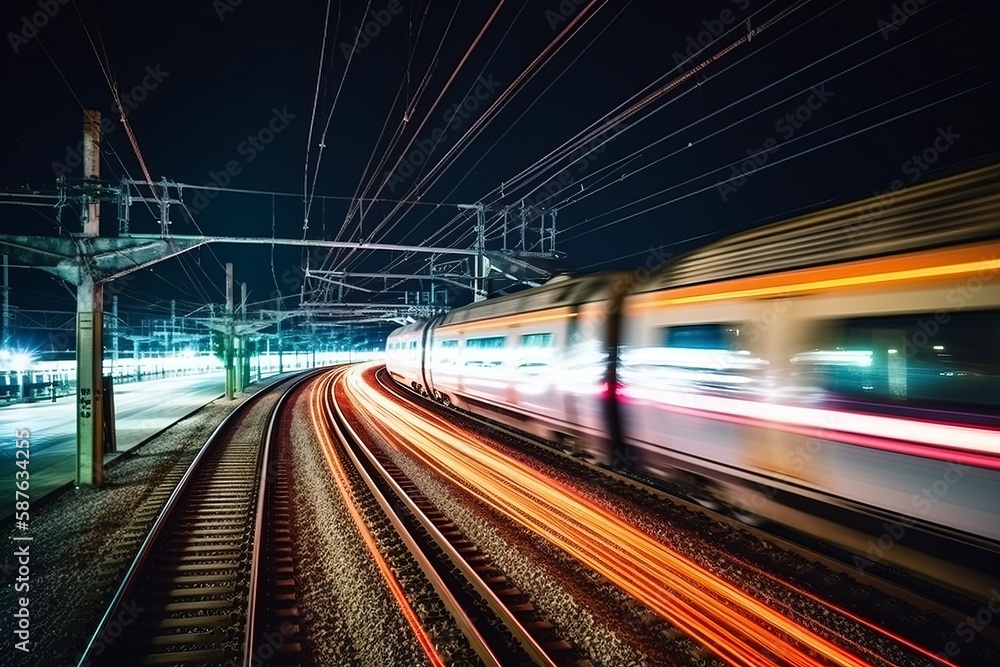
[422,272,627,449]
[385,317,438,394]
[387,163,1000,595]
[618,164,1000,585]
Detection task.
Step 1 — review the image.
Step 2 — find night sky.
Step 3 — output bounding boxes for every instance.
[2,0,998,347]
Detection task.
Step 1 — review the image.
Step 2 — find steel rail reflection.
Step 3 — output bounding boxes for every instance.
[341,364,899,667]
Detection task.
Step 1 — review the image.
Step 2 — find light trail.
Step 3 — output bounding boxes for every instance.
[307,370,445,667]
[340,364,892,667]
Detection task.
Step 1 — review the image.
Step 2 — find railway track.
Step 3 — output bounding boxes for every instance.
[315,367,591,667]
[77,371,320,667]
[373,366,1000,667]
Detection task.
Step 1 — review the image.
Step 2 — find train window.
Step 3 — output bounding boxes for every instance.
[465,336,506,368]
[466,336,506,350]
[623,323,762,394]
[437,339,459,366]
[662,324,744,350]
[520,333,553,348]
[791,310,1000,416]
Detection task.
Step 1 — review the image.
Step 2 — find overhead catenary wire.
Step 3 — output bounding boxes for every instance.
[538,0,960,215]
[336,0,615,281]
[562,76,1000,243]
[302,0,337,236]
[364,0,979,296]
[303,0,373,232]
[346,0,805,289]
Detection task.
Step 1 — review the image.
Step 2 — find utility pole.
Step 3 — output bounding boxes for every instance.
[77,109,105,487]
[225,263,234,399]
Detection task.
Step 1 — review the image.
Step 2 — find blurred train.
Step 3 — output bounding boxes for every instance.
[386,164,1000,595]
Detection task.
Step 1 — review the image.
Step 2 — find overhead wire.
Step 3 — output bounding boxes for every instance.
[562,75,1000,242]
[302,0,337,236]
[340,0,613,282]
[303,0,374,232]
[353,0,795,290]
[540,0,956,214]
[324,1,508,275]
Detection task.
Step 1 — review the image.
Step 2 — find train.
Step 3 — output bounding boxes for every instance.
[385,164,1000,596]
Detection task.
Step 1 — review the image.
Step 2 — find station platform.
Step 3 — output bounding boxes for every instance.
[0,372,226,516]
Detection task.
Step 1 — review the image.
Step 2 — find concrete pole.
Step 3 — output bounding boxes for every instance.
[77,109,105,487]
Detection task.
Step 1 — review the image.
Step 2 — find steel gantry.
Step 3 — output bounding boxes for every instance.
[0,109,563,487]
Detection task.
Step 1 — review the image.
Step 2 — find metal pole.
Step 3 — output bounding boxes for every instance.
[475,203,486,301]
[550,207,558,253]
[112,295,119,364]
[159,177,170,236]
[540,209,548,253]
[429,257,436,307]
[77,109,105,487]
[502,207,508,251]
[277,317,283,374]
[2,254,10,349]
[169,299,176,354]
[237,282,247,391]
[225,263,234,399]
[520,201,526,252]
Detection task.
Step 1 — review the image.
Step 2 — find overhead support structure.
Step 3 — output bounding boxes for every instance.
[458,203,488,302]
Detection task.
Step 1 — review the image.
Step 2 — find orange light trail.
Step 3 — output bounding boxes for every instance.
[341,365,881,667]
[307,371,445,667]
